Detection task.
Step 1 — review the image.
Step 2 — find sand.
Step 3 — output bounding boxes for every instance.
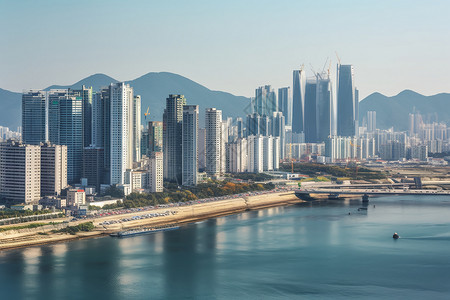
[0,191,301,251]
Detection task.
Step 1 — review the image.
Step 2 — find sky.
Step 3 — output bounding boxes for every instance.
[1,0,449,99]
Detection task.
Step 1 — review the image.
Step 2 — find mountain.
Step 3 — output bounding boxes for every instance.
[0,72,250,129]
[359,90,450,131]
[0,88,22,129]
[45,73,119,91]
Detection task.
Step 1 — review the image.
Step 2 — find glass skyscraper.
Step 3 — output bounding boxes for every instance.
[337,64,357,137]
[292,69,306,134]
[278,87,291,126]
[304,80,317,143]
[316,77,333,142]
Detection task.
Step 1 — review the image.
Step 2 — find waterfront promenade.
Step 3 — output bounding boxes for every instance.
[0,189,301,250]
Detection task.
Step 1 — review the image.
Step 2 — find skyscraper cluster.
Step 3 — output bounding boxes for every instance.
[21,83,141,188]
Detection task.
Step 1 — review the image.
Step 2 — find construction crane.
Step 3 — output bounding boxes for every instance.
[144,107,150,120]
[335,51,341,65]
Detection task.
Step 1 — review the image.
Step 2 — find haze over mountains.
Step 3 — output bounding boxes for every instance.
[0,72,449,131]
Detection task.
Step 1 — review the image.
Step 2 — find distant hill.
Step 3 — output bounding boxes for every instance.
[0,72,250,129]
[359,90,450,131]
[0,88,21,129]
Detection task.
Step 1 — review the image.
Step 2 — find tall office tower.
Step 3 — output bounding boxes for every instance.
[205,108,222,176]
[71,86,93,147]
[148,152,163,192]
[40,143,67,197]
[336,64,357,137]
[110,83,134,185]
[292,69,306,134]
[260,115,271,136]
[22,90,47,144]
[47,90,63,143]
[254,85,277,116]
[367,111,376,132]
[247,135,263,173]
[198,128,206,170]
[0,140,41,204]
[82,147,104,191]
[163,94,186,183]
[316,76,333,142]
[278,87,292,126]
[182,105,199,186]
[221,120,228,173]
[148,121,163,154]
[246,113,261,136]
[58,93,83,183]
[271,112,285,159]
[132,95,141,162]
[236,117,244,138]
[304,79,318,143]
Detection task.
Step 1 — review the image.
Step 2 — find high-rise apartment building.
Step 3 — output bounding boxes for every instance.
[253,86,277,116]
[40,143,67,197]
[82,147,104,191]
[367,111,376,132]
[0,141,41,204]
[278,87,291,127]
[110,83,134,185]
[292,69,306,134]
[205,108,222,176]
[22,90,47,145]
[337,64,357,137]
[182,105,199,186]
[148,152,163,192]
[198,128,206,170]
[271,112,285,159]
[133,95,141,162]
[148,121,163,154]
[163,95,186,183]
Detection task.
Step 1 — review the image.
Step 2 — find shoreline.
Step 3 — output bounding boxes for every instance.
[0,191,303,251]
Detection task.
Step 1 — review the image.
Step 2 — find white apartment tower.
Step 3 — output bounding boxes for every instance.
[40,143,68,196]
[148,152,163,192]
[110,83,134,185]
[133,95,141,162]
[205,108,222,176]
[0,141,41,204]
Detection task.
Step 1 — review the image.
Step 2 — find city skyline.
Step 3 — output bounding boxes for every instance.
[1,1,450,99]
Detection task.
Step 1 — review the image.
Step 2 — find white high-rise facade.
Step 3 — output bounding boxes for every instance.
[148,152,163,192]
[205,108,222,176]
[133,95,141,162]
[110,83,134,185]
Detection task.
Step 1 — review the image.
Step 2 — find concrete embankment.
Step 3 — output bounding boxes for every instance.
[0,191,301,251]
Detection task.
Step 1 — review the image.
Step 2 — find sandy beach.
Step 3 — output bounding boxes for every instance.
[0,191,301,251]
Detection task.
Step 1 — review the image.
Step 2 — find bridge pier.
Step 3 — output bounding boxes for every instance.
[362,194,369,202]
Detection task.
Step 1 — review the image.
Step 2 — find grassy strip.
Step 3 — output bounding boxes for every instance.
[52,222,95,235]
[0,223,53,232]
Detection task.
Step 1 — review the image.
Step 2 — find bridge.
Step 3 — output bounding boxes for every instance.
[295,187,450,202]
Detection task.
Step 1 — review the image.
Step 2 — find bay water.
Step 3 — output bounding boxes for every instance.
[1,195,449,299]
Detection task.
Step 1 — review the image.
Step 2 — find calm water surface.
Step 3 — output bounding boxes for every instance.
[1,195,450,299]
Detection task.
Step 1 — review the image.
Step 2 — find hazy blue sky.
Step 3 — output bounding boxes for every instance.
[1,0,449,99]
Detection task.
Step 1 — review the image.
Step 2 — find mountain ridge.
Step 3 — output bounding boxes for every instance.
[1,73,449,131]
